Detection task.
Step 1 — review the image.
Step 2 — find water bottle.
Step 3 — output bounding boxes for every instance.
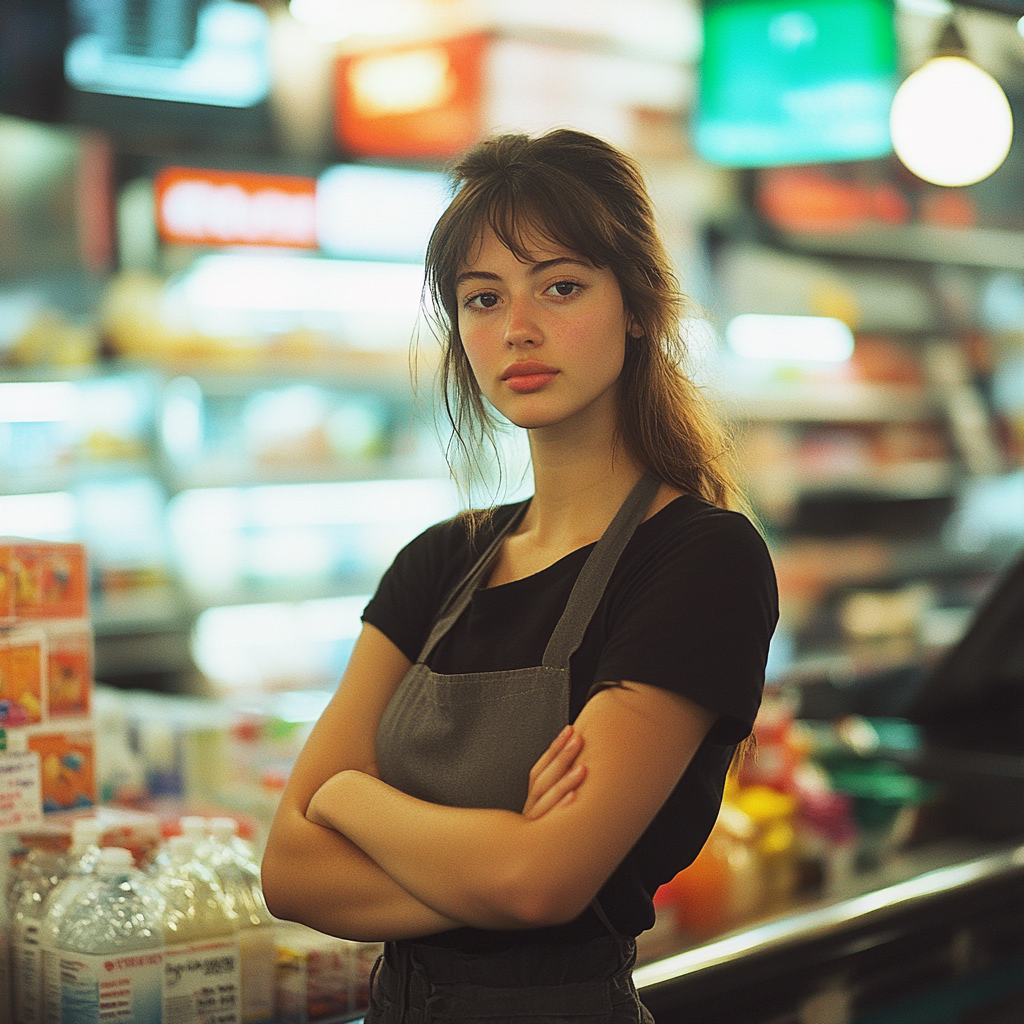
[204,819,276,1024]
[39,819,105,1024]
[11,841,69,1024]
[1,838,12,1024]
[147,814,208,874]
[49,847,164,1024]
[151,835,241,1024]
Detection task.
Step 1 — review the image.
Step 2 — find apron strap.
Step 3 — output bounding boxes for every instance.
[542,474,660,669]
[415,500,531,664]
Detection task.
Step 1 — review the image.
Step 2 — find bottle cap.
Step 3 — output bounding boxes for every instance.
[99,847,134,869]
[71,817,104,849]
[208,817,239,840]
[179,816,208,839]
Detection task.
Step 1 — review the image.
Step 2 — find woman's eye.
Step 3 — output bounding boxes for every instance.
[465,292,499,309]
[548,281,580,297]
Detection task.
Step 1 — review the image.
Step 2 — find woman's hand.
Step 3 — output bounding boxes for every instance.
[522,725,587,820]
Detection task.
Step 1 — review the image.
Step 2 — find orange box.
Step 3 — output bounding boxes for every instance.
[0,626,46,726]
[0,540,90,619]
[27,727,97,813]
[43,621,93,719]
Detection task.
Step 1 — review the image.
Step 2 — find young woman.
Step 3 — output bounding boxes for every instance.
[262,129,778,1022]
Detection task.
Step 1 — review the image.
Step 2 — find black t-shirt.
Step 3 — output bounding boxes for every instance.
[362,494,778,948]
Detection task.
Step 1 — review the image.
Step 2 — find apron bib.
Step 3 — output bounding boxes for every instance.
[376,474,660,814]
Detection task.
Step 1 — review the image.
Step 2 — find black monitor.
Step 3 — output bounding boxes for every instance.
[902,549,1024,752]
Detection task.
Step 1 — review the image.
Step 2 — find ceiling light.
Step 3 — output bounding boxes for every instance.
[890,20,1013,187]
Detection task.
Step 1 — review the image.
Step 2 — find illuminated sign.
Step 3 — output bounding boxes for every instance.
[155,167,318,248]
[695,0,898,167]
[65,0,270,107]
[336,35,487,159]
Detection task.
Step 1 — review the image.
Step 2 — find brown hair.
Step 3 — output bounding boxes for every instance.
[421,128,745,519]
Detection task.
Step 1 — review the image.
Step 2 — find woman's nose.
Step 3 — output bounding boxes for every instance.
[503,295,542,347]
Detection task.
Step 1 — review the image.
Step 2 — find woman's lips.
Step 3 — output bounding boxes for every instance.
[505,372,557,393]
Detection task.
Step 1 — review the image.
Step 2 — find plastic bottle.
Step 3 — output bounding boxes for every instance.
[1,836,13,1024]
[204,818,276,1024]
[38,819,105,1024]
[147,814,208,875]
[151,835,241,1023]
[11,839,69,1024]
[50,847,164,1024]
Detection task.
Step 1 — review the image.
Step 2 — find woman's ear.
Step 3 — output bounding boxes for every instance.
[627,317,644,339]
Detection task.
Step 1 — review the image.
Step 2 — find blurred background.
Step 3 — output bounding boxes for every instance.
[2,0,1022,704]
[2,2,1024,1020]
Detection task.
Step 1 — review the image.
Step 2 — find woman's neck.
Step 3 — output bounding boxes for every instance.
[521,424,644,552]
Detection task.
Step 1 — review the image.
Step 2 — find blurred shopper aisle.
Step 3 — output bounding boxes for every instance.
[1,3,1024,1022]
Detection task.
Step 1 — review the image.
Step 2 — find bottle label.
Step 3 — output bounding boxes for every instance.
[14,919,43,1024]
[238,927,277,1024]
[54,949,163,1024]
[163,938,241,1024]
[1,929,13,1024]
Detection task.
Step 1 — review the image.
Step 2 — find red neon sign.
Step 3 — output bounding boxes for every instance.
[155,167,318,248]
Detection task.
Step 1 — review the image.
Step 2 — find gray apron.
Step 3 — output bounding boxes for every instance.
[368,475,661,1023]
[376,473,661,814]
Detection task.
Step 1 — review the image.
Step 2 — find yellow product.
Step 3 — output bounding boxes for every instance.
[275,922,381,1022]
[0,627,46,727]
[733,785,799,913]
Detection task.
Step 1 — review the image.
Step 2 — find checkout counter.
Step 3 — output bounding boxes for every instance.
[634,549,1024,1023]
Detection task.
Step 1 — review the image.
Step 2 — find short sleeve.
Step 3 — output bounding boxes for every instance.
[594,507,778,744]
[361,518,466,664]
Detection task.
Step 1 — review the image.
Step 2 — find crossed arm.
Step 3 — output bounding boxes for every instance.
[261,622,716,940]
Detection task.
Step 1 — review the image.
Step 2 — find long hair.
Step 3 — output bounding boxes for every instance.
[421,129,746,523]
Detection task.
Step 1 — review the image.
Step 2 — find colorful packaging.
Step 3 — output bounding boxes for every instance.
[27,727,97,812]
[275,923,357,1023]
[42,621,93,719]
[0,627,46,727]
[0,540,89,620]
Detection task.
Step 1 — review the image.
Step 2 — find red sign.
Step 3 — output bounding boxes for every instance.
[155,167,318,248]
[336,34,487,160]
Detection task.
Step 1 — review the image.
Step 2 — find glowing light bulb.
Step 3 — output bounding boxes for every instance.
[890,55,1013,187]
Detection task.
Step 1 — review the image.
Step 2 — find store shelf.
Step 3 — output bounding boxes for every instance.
[773,223,1024,271]
[720,382,935,424]
[0,459,155,496]
[791,461,957,500]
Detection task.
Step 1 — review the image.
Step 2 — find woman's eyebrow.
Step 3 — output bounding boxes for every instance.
[456,257,591,288]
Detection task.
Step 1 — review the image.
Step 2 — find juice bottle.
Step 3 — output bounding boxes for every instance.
[151,835,241,1024]
[50,847,164,1024]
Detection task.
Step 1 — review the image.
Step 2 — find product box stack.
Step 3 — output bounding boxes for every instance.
[0,539,96,829]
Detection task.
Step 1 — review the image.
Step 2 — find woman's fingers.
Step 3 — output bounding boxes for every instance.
[522,725,585,818]
[524,763,587,820]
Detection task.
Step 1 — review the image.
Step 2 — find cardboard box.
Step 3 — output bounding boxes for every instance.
[0,540,89,620]
[0,626,46,726]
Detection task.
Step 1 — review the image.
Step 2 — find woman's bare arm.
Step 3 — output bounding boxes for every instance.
[306,681,716,930]
[261,622,462,941]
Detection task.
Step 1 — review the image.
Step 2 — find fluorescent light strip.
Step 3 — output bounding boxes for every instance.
[0,382,79,423]
[168,253,424,316]
[726,314,854,363]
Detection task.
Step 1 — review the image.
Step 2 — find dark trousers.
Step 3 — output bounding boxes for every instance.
[364,932,655,1023]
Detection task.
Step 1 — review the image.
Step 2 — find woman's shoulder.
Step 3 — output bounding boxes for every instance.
[630,493,776,587]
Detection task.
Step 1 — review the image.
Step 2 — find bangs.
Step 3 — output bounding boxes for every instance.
[427,167,624,319]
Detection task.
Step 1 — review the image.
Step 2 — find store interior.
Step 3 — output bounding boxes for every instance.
[2,1,1024,1022]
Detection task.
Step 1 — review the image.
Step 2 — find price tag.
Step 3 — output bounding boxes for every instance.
[0,749,43,832]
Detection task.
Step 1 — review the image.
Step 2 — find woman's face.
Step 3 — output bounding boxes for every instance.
[455,224,634,433]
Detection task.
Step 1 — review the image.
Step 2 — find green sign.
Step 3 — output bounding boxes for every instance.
[696,0,898,167]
